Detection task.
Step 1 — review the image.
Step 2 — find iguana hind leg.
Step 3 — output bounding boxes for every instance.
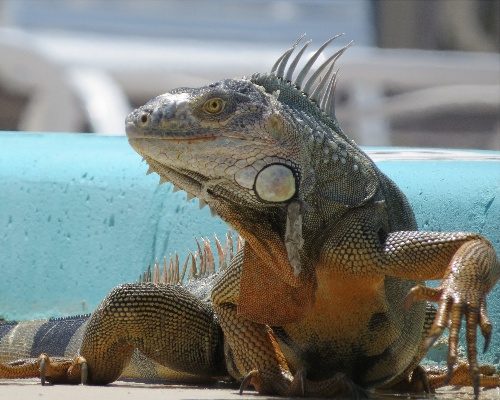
[1,282,227,385]
[79,282,226,384]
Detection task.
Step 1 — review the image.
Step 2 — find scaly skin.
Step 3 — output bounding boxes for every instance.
[1,35,499,398]
[124,36,500,398]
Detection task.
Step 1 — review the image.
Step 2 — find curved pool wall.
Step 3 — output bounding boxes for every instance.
[1,132,499,366]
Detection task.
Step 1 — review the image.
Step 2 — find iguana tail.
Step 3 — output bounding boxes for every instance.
[0,315,89,364]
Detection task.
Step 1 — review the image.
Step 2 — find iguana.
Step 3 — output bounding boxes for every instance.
[1,35,499,399]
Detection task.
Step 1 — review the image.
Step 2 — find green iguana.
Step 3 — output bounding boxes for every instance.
[1,35,499,399]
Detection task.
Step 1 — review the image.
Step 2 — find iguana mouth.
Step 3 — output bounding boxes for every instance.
[126,121,218,140]
[126,121,249,144]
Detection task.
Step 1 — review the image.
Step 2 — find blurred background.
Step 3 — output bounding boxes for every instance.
[0,0,498,149]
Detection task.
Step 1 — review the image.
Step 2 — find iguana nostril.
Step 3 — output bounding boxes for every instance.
[140,113,149,124]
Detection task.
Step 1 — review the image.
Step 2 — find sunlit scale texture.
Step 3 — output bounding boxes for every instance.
[123,35,499,397]
[1,35,498,398]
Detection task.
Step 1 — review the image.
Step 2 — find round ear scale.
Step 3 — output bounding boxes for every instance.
[254,164,296,203]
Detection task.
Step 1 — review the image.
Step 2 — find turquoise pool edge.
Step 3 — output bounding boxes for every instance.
[1,132,499,367]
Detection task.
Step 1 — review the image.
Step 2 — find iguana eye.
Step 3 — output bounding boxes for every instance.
[203,98,225,114]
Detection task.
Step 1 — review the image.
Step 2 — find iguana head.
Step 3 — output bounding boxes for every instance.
[126,35,375,217]
[126,78,303,209]
[126,36,378,315]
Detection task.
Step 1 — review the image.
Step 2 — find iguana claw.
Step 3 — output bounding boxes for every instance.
[39,354,48,385]
[296,370,306,397]
[414,365,432,394]
[81,359,88,385]
[239,369,257,395]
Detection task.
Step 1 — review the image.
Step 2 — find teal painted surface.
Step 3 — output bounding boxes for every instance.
[1,132,499,365]
[0,132,230,320]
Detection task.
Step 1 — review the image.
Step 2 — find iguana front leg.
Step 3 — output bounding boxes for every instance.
[212,247,368,397]
[383,232,500,397]
[212,249,291,393]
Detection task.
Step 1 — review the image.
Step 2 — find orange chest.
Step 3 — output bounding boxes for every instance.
[281,269,398,351]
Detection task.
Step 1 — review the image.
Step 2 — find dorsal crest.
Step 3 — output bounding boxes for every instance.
[259,34,352,121]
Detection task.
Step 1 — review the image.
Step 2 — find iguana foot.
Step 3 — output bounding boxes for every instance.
[0,354,86,384]
[381,363,499,396]
[39,354,87,384]
[239,369,370,398]
[425,363,500,389]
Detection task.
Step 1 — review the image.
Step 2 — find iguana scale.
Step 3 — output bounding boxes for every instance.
[1,35,499,398]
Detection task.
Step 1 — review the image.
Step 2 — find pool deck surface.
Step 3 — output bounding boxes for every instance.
[1,379,499,400]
